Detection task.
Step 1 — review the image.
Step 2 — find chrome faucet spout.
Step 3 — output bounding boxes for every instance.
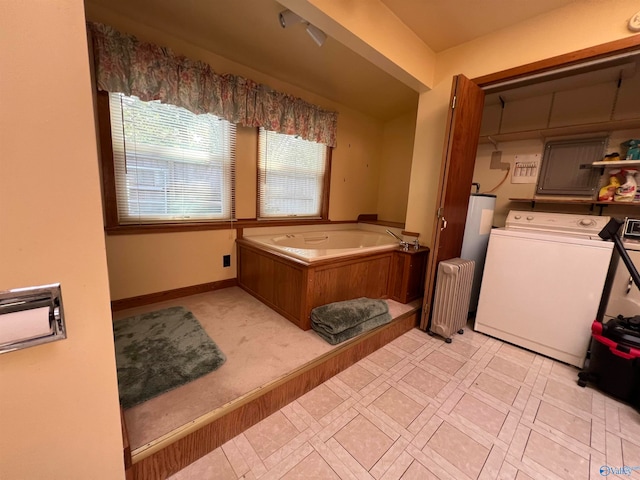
[385,229,402,241]
[386,230,409,251]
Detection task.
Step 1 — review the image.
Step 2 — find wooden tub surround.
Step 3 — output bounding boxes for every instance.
[236,238,429,330]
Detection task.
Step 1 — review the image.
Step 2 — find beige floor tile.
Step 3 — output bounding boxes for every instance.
[591,419,606,454]
[233,434,267,477]
[281,451,340,480]
[606,431,623,468]
[497,460,518,480]
[523,430,589,480]
[498,411,522,446]
[392,335,423,354]
[622,438,640,468]
[423,350,465,376]
[535,401,591,445]
[337,364,378,392]
[452,393,507,437]
[618,406,640,441]
[605,401,621,432]
[373,386,425,428]
[487,356,529,382]
[169,447,237,480]
[400,460,440,480]
[479,446,507,480]
[472,372,519,406]
[244,412,299,460]
[297,384,344,421]
[549,362,579,382]
[308,436,359,480]
[379,451,414,480]
[368,347,404,370]
[507,425,531,461]
[441,339,479,358]
[334,414,395,471]
[370,437,410,478]
[514,471,534,480]
[222,440,250,478]
[543,379,592,413]
[497,343,535,366]
[426,421,490,479]
[401,366,448,398]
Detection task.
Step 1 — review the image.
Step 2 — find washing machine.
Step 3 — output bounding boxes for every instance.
[474,210,614,367]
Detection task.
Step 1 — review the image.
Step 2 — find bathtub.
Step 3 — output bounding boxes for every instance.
[236,226,425,330]
[242,229,399,263]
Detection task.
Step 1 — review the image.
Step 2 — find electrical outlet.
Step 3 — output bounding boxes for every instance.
[223,255,231,268]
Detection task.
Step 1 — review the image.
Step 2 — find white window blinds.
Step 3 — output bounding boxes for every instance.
[258,128,327,219]
[108,93,236,224]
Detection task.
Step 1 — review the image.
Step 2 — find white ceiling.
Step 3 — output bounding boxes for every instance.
[84,0,592,120]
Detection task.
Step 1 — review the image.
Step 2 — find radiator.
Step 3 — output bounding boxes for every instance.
[429,258,475,343]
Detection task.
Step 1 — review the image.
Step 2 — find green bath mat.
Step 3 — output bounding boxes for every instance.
[113,306,226,409]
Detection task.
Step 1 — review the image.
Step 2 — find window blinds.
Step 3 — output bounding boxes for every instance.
[258,128,327,219]
[108,93,236,224]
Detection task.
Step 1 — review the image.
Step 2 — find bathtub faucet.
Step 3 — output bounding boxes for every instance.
[386,229,410,251]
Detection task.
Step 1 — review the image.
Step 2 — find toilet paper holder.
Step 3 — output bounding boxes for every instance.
[0,283,66,354]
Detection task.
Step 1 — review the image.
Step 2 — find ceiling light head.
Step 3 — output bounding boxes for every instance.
[305,24,327,47]
[279,9,303,28]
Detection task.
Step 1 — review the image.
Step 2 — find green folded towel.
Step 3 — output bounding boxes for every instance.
[310,298,389,334]
[312,312,392,345]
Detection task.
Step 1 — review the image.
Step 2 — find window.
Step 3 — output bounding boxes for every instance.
[258,128,329,219]
[107,93,235,224]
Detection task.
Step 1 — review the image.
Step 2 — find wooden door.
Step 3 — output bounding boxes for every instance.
[420,74,485,330]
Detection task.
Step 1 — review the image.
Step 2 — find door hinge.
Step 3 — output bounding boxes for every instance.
[451,95,457,109]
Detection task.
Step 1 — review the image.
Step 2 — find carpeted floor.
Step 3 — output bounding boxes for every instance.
[113,287,416,451]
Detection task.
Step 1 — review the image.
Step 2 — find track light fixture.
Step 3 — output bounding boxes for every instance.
[305,24,327,47]
[279,9,327,47]
[279,9,303,28]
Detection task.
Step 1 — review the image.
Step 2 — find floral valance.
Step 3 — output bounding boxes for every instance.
[87,22,338,147]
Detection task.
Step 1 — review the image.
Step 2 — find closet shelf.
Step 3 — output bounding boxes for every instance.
[592,160,640,168]
[479,118,640,145]
[509,197,640,213]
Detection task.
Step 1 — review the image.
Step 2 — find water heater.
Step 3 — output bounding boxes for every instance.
[460,192,496,313]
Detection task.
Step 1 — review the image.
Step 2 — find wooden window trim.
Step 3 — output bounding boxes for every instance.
[98,93,334,234]
[97,91,119,228]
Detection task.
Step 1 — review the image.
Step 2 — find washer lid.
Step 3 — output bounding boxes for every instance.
[505,210,611,237]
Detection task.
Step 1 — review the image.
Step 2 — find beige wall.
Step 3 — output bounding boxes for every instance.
[405,0,640,244]
[377,111,417,223]
[86,6,393,300]
[0,1,124,479]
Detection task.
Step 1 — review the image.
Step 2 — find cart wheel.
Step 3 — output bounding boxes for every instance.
[578,379,587,388]
[578,371,589,380]
[445,338,452,344]
[427,331,435,337]
[458,329,464,334]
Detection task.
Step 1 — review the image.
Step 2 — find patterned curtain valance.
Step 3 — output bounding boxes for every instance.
[87,22,338,147]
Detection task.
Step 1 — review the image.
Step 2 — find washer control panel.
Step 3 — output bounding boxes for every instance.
[505,210,610,237]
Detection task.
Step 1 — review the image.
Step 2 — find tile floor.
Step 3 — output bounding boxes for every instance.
[169,326,640,480]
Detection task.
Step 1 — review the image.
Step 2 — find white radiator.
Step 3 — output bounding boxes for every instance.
[430,258,475,343]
